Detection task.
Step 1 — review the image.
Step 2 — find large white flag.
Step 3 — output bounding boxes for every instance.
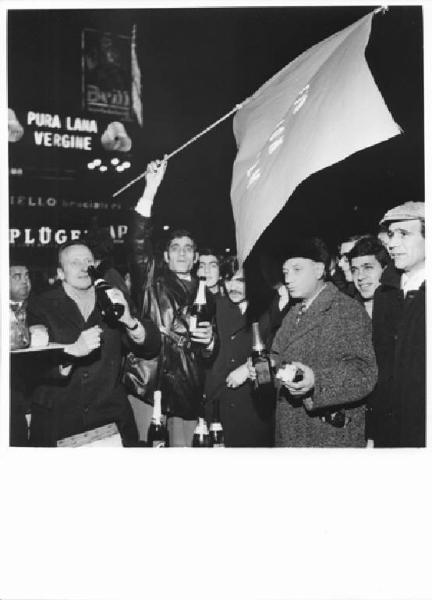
[231,10,401,264]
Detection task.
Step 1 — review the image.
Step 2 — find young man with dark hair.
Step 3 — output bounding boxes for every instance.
[266,237,377,447]
[371,201,426,447]
[348,236,392,318]
[197,248,223,296]
[26,240,161,446]
[204,259,276,447]
[126,159,216,447]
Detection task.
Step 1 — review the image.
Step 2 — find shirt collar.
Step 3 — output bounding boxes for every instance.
[400,267,426,296]
[10,300,23,308]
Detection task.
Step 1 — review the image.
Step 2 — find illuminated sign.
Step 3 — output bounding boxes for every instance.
[10,194,123,210]
[82,29,132,120]
[9,225,128,247]
[26,111,99,151]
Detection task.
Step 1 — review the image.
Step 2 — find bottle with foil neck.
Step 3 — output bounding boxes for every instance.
[251,321,273,387]
[147,390,169,447]
[189,276,210,331]
[209,397,224,448]
[192,416,211,448]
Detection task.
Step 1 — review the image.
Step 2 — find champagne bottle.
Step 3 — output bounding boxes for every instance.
[189,276,210,330]
[192,416,211,448]
[251,322,273,386]
[88,265,125,323]
[147,390,169,447]
[209,398,224,448]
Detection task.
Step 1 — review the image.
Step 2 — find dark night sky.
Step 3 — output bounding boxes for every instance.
[8,5,424,267]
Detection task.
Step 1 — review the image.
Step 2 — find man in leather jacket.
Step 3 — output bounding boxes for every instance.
[127,159,216,446]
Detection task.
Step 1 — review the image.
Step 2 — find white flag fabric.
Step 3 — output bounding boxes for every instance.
[231,10,401,265]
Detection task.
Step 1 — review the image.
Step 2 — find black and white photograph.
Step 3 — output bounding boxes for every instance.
[1,1,431,599]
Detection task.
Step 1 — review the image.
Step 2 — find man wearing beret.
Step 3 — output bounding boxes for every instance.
[269,237,377,447]
[370,202,426,447]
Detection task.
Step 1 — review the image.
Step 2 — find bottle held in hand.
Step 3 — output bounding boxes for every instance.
[251,322,273,387]
[189,276,210,331]
[147,390,169,447]
[209,398,224,448]
[88,265,125,324]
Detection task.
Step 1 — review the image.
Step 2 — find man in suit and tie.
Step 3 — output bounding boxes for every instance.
[370,202,426,447]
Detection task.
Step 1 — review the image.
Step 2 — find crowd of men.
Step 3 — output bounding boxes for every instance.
[9,159,426,448]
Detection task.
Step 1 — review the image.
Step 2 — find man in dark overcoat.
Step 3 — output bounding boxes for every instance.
[371,202,426,447]
[27,240,161,447]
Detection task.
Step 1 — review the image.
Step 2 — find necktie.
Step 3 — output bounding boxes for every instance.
[295,302,307,326]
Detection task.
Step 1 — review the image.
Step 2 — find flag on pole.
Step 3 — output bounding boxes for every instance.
[131,24,143,126]
[231,9,401,265]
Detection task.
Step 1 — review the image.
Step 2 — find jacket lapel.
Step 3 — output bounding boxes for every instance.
[281,283,337,348]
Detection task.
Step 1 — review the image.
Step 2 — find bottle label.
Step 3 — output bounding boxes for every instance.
[212,443,225,448]
[255,360,273,385]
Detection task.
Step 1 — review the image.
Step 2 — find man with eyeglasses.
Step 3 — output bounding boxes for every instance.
[26,240,161,447]
[370,202,426,447]
[333,234,364,298]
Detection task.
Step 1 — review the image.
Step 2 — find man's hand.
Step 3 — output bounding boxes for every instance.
[64,326,102,357]
[226,363,250,389]
[190,321,213,346]
[107,288,133,326]
[107,288,146,343]
[144,158,167,195]
[135,157,168,216]
[281,361,315,398]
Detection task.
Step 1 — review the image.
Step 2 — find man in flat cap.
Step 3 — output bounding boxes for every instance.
[268,237,377,447]
[370,201,426,447]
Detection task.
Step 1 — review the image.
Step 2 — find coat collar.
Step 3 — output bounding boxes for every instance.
[380,264,402,290]
[380,264,426,294]
[46,284,97,329]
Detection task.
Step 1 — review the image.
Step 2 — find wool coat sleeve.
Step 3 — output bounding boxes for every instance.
[311,302,378,410]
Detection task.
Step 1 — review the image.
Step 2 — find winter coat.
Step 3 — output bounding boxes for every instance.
[127,212,216,419]
[271,282,377,447]
[27,285,160,446]
[371,271,426,447]
[204,296,275,447]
